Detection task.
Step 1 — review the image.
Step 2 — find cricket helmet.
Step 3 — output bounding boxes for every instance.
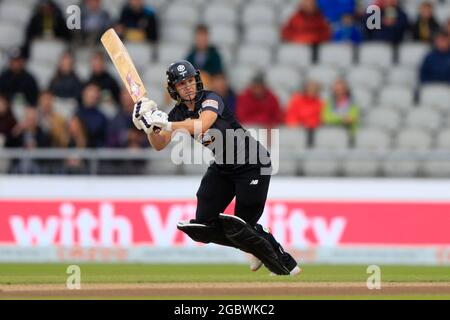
[166,60,204,102]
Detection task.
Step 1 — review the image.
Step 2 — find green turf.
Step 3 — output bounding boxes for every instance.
[0,264,450,285]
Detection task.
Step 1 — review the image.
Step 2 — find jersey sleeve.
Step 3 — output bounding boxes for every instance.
[201,92,225,116]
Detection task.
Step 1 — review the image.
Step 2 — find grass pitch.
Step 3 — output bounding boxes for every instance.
[0,264,449,299]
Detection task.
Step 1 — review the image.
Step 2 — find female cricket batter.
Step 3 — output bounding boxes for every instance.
[132,60,300,276]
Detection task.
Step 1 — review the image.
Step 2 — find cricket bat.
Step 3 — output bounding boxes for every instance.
[101,28,147,103]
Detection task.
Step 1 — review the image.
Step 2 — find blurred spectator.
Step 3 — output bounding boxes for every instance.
[64,116,88,174]
[76,83,108,148]
[366,0,409,45]
[210,73,236,114]
[285,81,323,147]
[322,79,359,136]
[7,107,52,148]
[23,0,71,57]
[116,0,159,43]
[420,30,450,84]
[37,91,68,147]
[281,0,331,45]
[317,0,356,24]
[412,1,440,43]
[332,14,364,44]
[446,18,450,36]
[0,95,16,147]
[49,52,83,100]
[236,73,283,128]
[186,25,224,77]
[0,47,39,106]
[87,51,121,104]
[107,90,135,148]
[81,0,111,45]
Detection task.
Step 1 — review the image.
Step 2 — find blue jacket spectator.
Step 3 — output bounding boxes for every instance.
[332,14,363,44]
[117,0,159,42]
[367,0,409,44]
[107,90,134,148]
[420,31,450,84]
[0,47,39,107]
[317,0,356,24]
[186,25,224,77]
[76,83,108,148]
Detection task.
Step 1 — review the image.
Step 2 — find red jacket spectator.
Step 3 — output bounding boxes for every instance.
[286,95,323,129]
[281,0,331,44]
[285,81,323,129]
[236,74,283,128]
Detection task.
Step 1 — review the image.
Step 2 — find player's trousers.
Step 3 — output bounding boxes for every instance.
[195,163,271,226]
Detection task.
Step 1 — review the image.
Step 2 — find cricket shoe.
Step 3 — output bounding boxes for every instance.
[250,255,263,272]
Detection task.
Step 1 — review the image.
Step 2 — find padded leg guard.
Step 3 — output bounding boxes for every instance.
[219,213,292,275]
[177,219,241,249]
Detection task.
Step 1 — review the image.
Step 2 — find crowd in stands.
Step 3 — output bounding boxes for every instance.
[0,0,450,174]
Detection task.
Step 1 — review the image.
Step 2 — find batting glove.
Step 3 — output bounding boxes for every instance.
[132,97,158,130]
[140,110,172,134]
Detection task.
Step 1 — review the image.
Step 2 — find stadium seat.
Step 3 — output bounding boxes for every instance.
[156,43,190,64]
[276,44,312,69]
[398,42,430,68]
[355,128,391,150]
[358,42,393,69]
[422,158,450,178]
[244,25,280,47]
[30,39,67,67]
[352,87,374,112]
[27,63,55,90]
[405,107,441,133]
[395,128,432,150]
[266,64,302,92]
[436,129,450,149]
[125,42,153,72]
[387,67,417,88]
[318,43,354,69]
[342,150,380,177]
[161,25,194,46]
[315,127,350,149]
[0,23,24,50]
[143,63,169,87]
[236,45,272,68]
[435,4,450,24]
[165,3,199,25]
[203,3,239,25]
[365,108,402,133]
[347,66,383,91]
[0,2,33,27]
[209,25,238,47]
[306,65,340,87]
[382,152,420,177]
[242,3,276,26]
[276,159,299,176]
[379,86,414,111]
[229,64,258,91]
[420,85,450,112]
[277,126,308,150]
[278,2,298,25]
[302,150,341,176]
[272,86,292,108]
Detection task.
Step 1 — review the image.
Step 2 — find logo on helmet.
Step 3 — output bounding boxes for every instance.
[177,64,188,77]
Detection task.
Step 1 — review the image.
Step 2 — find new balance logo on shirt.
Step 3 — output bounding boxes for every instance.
[250,180,259,185]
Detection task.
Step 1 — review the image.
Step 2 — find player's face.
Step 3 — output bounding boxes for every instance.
[175,76,197,101]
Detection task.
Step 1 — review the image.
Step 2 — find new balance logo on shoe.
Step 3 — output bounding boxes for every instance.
[250,180,259,185]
